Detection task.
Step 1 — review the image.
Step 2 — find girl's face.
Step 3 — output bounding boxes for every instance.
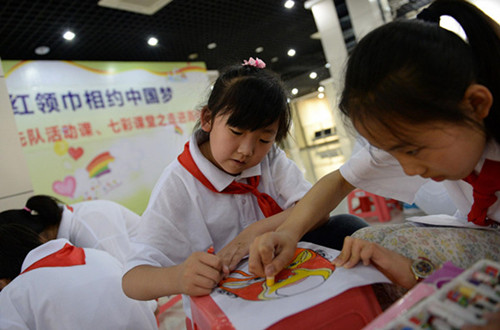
[356,120,487,181]
[200,111,278,175]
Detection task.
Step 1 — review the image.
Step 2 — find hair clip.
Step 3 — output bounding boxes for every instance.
[23,206,38,216]
[242,57,266,69]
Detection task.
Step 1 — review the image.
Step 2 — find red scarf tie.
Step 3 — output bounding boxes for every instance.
[462,159,500,226]
[177,142,283,217]
[21,243,86,274]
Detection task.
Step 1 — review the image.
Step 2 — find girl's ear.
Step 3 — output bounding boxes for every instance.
[464,84,493,121]
[200,107,212,133]
[0,278,11,290]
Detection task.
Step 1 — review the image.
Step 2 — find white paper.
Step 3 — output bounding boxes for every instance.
[210,242,390,330]
[406,214,499,230]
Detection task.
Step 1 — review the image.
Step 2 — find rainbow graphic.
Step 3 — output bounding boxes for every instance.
[86,151,115,178]
[174,124,183,135]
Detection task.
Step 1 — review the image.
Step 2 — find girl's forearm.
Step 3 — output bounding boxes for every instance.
[275,170,355,241]
[122,264,181,300]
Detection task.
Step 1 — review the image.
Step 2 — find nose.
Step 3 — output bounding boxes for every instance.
[237,137,255,157]
[398,157,426,177]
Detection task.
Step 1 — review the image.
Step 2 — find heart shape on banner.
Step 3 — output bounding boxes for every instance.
[52,176,76,198]
[68,147,84,160]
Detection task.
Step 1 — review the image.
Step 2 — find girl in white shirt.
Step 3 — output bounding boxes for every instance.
[248,0,500,311]
[122,58,367,300]
[0,224,157,330]
[0,195,141,266]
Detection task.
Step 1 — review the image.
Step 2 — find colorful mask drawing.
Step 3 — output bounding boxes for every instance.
[217,248,335,301]
[86,151,115,178]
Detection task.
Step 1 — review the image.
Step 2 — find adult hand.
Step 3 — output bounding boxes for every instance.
[333,236,416,289]
[248,231,297,278]
[176,251,224,296]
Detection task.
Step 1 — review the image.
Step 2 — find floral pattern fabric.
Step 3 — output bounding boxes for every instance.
[352,222,500,269]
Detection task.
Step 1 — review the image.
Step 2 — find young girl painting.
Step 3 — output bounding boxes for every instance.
[248,0,500,316]
[122,58,367,300]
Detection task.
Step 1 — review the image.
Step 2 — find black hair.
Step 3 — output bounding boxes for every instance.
[0,224,42,281]
[201,62,291,143]
[339,0,500,144]
[0,195,63,234]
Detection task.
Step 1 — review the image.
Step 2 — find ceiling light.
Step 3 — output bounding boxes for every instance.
[287,49,296,57]
[271,57,279,63]
[309,72,317,79]
[255,46,264,53]
[291,88,298,95]
[325,62,331,68]
[318,86,325,92]
[318,93,325,99]
[34,46,50,55]
[284,0,295,9]
[188,53,198,60]
[207,42,217,49]
[63,30,75,41]
[148,37,159,46]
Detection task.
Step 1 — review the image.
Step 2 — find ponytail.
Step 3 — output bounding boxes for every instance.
[419,0,500,143]
[0,224,42,280]
[0,195,63,234]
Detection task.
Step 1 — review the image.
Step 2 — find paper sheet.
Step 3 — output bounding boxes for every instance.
[406,214,499,230]
[210,242,390,330]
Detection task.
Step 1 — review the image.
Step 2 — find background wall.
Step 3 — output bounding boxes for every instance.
[0,59,33,210]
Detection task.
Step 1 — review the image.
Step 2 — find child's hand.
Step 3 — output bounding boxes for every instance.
[217,228,255,272]
[176,251,224,296]
[333,236,416,289]
[248,231,297,278]
[461,310,500,329]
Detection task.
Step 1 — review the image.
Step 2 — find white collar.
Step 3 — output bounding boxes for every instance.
[190,130,261,192]
[21,238,72,272]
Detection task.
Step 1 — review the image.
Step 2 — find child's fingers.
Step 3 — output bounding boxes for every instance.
[358,242,376,266]
[248,233,276,276]
[199,252,223,271]
[333,236,354,267]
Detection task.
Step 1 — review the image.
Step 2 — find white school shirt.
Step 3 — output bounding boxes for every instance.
[57,200,141,266]
[340,138,500,226]
[0,239,157,330]
[125,131,311,271]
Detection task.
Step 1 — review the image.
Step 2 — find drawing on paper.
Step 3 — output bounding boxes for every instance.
[216,248,335,301]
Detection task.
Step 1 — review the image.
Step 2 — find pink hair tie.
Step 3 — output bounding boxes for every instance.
[242,57,266,69]
[23,206,38,215]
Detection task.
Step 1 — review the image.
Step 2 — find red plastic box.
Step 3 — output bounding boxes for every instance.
[187,285,382,330]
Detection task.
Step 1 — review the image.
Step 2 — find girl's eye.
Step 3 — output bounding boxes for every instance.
[260,139,271,144]
[405,149,420,156]
[230,129,242,136]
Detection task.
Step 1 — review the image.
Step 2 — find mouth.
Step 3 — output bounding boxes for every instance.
[231,159,246,166]
[430,176,445,182]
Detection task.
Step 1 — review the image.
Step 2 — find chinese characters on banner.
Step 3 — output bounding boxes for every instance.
[3,60,210,213]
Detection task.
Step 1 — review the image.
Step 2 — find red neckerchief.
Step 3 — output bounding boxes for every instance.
[20,243,86,274]
[462,159,500,226]
[177,142,283,217]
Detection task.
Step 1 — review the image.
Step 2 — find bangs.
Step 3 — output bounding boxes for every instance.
[220,77,286,131]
